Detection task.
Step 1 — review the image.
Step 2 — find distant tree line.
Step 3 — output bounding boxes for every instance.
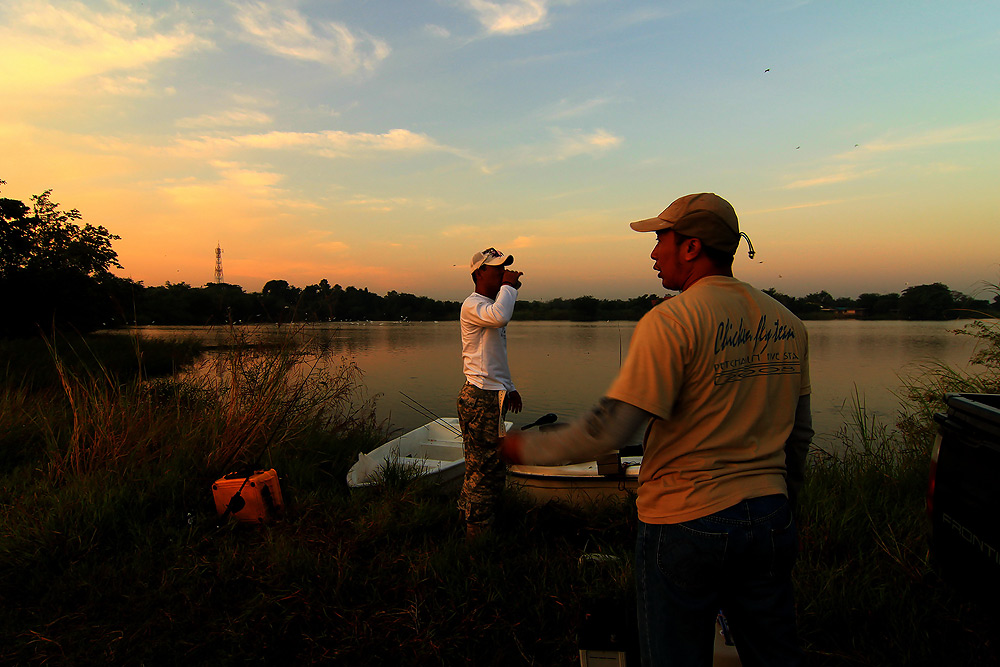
[134,280,460,325]
[2,182,996,338]
[128,279,996,326]
[762,285,997,321]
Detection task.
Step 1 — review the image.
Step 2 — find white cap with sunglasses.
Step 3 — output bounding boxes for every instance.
[470,247,514,274]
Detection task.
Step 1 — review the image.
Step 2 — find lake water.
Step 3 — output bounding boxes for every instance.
[128,319,984,451]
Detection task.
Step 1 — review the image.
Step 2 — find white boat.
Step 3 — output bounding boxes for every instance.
[347,417,644,507]
[346,418,512,490]
[508,452,642,506]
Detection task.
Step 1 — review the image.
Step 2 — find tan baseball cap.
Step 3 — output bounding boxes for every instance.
[470,247,514,274]
[630,193,741,255]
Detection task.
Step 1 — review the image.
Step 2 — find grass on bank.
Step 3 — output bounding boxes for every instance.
[1,320,999,666]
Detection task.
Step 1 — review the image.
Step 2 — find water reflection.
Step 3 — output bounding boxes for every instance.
[125,319,980,449]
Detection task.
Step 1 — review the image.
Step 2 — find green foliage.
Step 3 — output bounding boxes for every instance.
[517,294,662,321]
[857,291,901,317]
[899,282,956,320]
[1,181,127,337]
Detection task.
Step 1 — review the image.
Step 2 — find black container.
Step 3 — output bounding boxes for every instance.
[928,393,1000,596]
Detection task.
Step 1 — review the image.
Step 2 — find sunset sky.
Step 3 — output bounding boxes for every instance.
[2,0,998,301]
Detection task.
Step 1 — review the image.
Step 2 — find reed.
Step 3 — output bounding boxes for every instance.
[895,312,1000,444]
[794,397,942,664]
[180,326,378,473]
[19,326,379,484]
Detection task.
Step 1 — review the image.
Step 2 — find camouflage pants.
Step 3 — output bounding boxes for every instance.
[457,383,507,528]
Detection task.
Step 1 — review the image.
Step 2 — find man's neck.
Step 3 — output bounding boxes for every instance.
[681,266,733,291]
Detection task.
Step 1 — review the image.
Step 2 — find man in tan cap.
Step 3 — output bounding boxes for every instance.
[457,247,524,542]
[503,194,812,666]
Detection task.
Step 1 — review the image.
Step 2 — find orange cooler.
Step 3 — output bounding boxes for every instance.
[212,469,284,523]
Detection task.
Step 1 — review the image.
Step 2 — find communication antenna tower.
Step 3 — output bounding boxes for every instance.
[214,242,224,284]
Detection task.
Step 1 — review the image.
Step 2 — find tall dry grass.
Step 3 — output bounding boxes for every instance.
[34,326,380,482]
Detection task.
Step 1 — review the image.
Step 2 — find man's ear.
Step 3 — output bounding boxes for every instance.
[682,237,702,261]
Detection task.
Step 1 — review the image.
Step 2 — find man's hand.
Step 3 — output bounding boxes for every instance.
[500,432,525,464]
[506,390,523,414]
[502,269,523,289]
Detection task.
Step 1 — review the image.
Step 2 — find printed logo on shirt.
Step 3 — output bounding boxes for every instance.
[713,314,801,385]
[714,315,797,355]
[714,354,801,385]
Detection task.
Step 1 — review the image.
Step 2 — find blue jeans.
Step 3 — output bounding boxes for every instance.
[635,494,802,667]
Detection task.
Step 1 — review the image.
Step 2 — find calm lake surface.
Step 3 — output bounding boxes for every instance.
[129,319,984,451]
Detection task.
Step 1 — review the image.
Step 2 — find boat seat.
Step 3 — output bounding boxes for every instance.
[413,443,463,462]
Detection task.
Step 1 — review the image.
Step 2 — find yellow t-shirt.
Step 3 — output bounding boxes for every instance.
[606,276,810,524]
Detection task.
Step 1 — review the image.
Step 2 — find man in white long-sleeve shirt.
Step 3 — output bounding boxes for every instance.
[457,247,524,541]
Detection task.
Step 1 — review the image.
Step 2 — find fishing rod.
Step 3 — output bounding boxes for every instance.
[400,393,559,436]
[399,391,462,436]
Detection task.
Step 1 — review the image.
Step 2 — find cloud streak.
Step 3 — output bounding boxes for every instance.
[177,109,275,129]
[231,1,390,74]
[458,0,556,35]
[543,128,623,162]
[846,120,1000,157]
[783,167,881,190]
[173,128,450,159]
[344,195,445,213]
[546,96,616,120]
[0,0,209,91]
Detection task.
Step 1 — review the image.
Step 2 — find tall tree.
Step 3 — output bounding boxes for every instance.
[899,283,956,320]
[1,182,125,336]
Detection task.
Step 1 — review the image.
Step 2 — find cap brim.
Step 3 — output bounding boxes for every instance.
[483,255,514,267]
[630,217,674,232]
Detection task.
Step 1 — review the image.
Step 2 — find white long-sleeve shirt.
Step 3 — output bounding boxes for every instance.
[461,285,518,391]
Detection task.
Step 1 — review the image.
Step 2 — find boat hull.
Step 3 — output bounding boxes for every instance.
[346,418,512,491]
[508,456,642,506]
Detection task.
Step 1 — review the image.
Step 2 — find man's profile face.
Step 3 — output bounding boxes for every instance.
[475,263,505,297]
[651,229,683,291]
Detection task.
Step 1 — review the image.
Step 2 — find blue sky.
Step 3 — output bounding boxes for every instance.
[2,0,998,300]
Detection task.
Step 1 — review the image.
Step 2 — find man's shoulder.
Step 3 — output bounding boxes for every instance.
[654,277,802,324]
[462,292,489,307]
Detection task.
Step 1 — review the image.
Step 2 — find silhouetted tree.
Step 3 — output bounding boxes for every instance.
[899,283,956,320]
[1,182,124,336]
[856,292,900,318]
[261,279,301,322]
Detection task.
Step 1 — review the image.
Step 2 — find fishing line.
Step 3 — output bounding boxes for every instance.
[399,391,462,436]
[617,322,623,368]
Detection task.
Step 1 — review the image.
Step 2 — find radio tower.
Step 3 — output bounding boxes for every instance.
[214,242,224,284]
